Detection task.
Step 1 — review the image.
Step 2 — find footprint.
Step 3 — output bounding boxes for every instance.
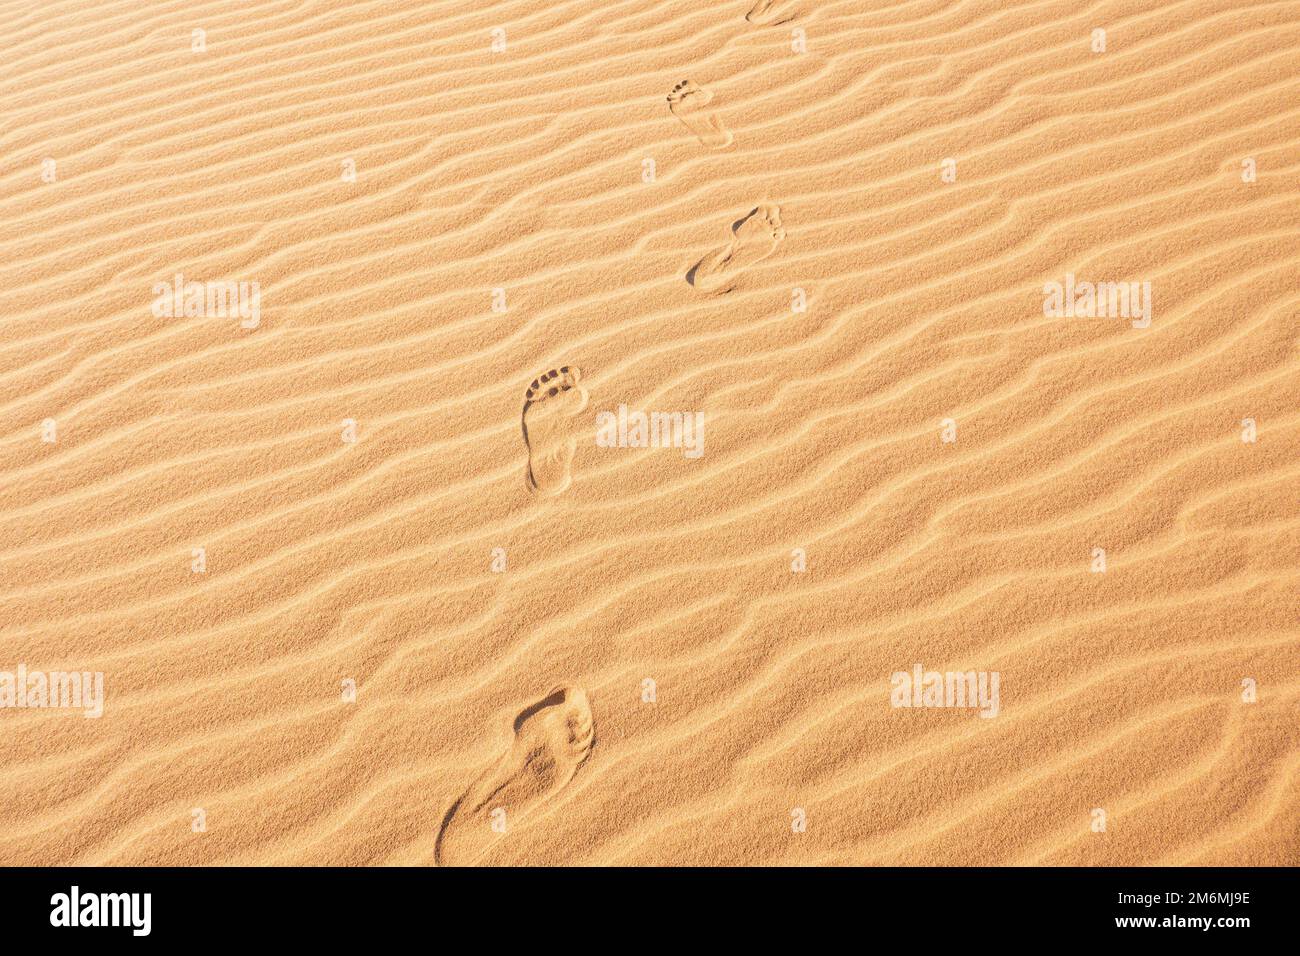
[521,366,588,496]
[434,686,595,866]
[746,0,798,24]
[688,204,786,293]
[667,80,733,150]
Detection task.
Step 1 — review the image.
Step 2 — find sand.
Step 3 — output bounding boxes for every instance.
[0,0,1296,866]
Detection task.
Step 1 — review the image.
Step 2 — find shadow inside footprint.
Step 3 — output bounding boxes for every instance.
[667,79,733,150]
[521,366,588,496]
[747,0,798,24]
[435,686,595,866]
[688,204,785,293]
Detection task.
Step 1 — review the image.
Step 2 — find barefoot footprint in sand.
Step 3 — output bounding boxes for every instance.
[688,204,785,293]
[521,366,588,496]
[667,80,733,150]
[746,0,797,24]
[435,686,594,866]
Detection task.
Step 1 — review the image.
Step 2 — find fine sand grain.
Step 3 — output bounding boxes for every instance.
[0,0,1296,865]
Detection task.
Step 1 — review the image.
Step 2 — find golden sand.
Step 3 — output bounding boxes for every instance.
[0,0,1296,865]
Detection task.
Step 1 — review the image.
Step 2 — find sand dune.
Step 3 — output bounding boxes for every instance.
[0,0,1296,866]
